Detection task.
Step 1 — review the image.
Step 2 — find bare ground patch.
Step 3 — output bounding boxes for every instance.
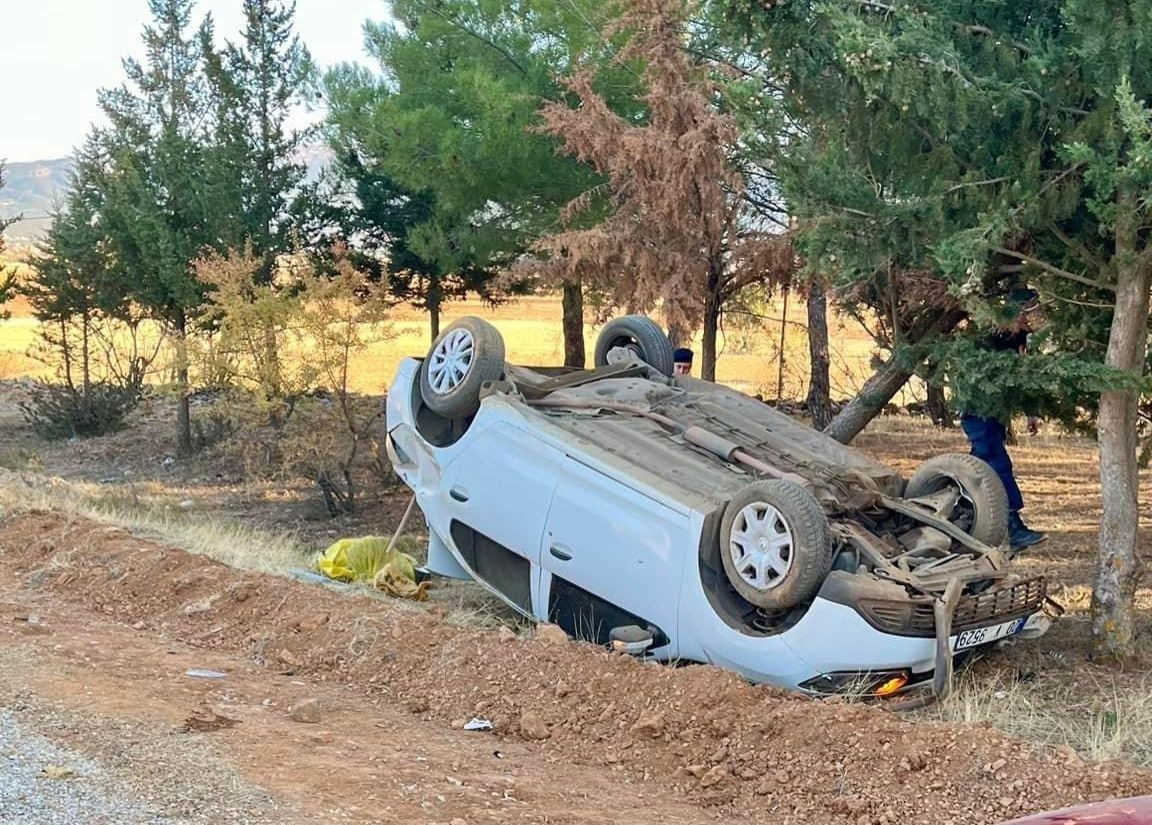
[0,510,1149,825]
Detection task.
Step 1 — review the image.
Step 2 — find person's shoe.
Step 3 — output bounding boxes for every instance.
[1009,512,1048,552]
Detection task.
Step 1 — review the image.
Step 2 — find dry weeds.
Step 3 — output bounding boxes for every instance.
[0,469,521,631]
[1,295,882,398]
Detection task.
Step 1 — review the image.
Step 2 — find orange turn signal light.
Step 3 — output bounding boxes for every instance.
[874,674,909,697]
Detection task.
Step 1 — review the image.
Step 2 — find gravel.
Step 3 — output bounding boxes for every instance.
[0,682,294,824]
[0,708,169,824]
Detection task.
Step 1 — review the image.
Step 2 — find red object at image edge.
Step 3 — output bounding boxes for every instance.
[1002,796,1152,824]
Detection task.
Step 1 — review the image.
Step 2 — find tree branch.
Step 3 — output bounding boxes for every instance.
[1049,223,1108,271]
[726,307,809,331]
[418,4,530,78]
[853,0,1032,55]
[991,246,1115,292]
[944,176,1010,194]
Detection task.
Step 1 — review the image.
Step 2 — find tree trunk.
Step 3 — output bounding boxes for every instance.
[805,280,833,430]
[174,311,193,457]
[823,309,966,443]
[1092,210,1151,659]
[427,276,443,341]
[561,279,585,368]
[823,356,912,444]
[776,288,789,400]
[701,292,720,382]
[698,258,726,382]
[926,381,951,427]
[262,324,281,398]
[59,319,74,393]
[81,308,91,397]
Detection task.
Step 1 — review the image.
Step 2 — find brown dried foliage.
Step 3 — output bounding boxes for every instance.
[533,0,792,336]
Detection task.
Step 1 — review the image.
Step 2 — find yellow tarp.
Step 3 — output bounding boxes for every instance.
[314,537,430,601]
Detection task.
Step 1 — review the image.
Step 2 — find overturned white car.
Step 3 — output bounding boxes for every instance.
[385,315,1053,700]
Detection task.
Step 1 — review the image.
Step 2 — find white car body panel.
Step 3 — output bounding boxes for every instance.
[387,356,1042,692]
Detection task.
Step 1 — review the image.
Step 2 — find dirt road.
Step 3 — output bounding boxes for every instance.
[0,584,741,824]
[0,510,1149,825]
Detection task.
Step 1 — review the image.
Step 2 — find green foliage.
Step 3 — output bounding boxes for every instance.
[722,0,1152,407]
[26,144,130,327]
[20,148,156,437]
[322,0,630,320]
[922,337,1141,426]
[37,0,317,453]
[20,383,140,440]
[201,0,314,278]
[94,0,217,326]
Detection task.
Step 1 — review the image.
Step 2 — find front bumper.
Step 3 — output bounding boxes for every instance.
[798,569,1054,706]
[819,571,1048,639]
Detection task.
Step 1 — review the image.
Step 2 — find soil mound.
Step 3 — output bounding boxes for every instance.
[1,510,1147,825]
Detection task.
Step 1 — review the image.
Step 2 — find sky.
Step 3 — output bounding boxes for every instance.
[3,0,381,162]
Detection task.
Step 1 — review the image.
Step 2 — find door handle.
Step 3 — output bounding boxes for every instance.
[549,544,573,561]
[449,486,470,503]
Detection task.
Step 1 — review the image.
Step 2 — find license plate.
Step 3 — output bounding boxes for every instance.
[953,617,1029,651]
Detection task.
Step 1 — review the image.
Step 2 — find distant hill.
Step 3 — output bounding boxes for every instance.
[2,146,333,242]
[1,158,73,241]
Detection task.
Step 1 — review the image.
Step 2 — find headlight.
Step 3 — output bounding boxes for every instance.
[387,433,414,467]
[799,669,912,697]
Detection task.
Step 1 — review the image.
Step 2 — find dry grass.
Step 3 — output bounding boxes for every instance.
[931,668,1152,767]
[0,471,312,576]
[0,468,521,628]
[0,294,885,398]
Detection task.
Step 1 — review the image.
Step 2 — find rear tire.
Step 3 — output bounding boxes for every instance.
[419,317,506,419]
[719,480,833,610]
[593,315,675,377]
[904,453,1009,547]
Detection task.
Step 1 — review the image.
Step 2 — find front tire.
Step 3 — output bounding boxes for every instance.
[719,480,833,610]
[419,317,506,419]
[904,453,1009,547]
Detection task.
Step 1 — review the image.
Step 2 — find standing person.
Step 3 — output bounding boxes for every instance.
[961,290,1047,551]
[673,348,694,376]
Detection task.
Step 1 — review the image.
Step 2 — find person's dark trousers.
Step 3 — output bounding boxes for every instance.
[960,414,1025,513]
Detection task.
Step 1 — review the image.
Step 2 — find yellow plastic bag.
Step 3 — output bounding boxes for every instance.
[314,537,430,601]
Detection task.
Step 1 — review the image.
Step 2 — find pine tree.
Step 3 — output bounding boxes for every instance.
[95,0,216,455]
[727,0,1152,658]
[324,0,629,360]
[203,0,313,278]
[313,144,473,340]
[25,144,131,397]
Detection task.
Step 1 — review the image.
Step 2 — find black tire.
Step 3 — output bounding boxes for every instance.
[904,453,1009,547]
[593,315,675,377]
[719,480,833,610]
[419,317,506,419]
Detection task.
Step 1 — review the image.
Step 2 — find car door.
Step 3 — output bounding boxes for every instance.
[539,456,688,652]
[439,418,560,615]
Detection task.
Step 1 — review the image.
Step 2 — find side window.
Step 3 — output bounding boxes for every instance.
[548,575,668,646]
[450,521,532,613]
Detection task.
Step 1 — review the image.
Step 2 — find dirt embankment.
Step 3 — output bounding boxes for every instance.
[1,511,1148,825]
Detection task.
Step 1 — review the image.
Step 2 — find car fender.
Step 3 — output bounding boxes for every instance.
[674,511,815,687]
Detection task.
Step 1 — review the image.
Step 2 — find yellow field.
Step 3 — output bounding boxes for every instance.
[0,293,890,401]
